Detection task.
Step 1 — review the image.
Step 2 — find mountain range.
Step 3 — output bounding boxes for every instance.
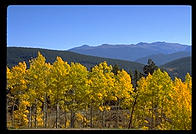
[135,51,191,66]
[69,42,191,65]
[7,46,191,80]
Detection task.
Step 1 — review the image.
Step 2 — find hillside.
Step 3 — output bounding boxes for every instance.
[160,56,192,80]
[69,42,191,62]
[7,47,144,72]
[135,51,191,66]
[7,47,191,80]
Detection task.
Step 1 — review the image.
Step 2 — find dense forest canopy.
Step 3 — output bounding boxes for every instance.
[6,52,192,130]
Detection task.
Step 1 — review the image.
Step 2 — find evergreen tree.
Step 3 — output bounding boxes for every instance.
[129,69,134,86]
[143,59,158,75]
[112,64,120,75]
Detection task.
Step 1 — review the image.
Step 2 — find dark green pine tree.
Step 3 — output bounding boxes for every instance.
[129,69,143,90]
[143,59,158,75]
[129,69,134,86]
[112,64,120,75]
[134,70,142,87]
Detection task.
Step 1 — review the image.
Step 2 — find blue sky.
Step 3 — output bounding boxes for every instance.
[7,5,192,50]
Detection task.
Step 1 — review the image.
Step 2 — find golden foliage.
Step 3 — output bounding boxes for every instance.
[6,52,192,130]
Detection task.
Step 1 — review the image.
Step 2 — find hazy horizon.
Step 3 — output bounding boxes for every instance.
[7,41,191,51]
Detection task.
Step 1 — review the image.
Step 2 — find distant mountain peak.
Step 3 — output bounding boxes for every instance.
[99,44,110,47]
[101,44,110,46]
[69,41,191,62]
[152,41,167,44]
[81,44,89,47]
[69,44,90,50]
[98,44,117,48]
[136,42,148,45]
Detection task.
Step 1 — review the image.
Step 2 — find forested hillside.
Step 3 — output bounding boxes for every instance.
[7,47,191,80]
[7,47,144,72]
[135,51,191,66]
[160,56,192,80]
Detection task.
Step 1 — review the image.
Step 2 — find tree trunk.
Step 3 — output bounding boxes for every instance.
[64,111,67,128]
[128,94,138,129]
[56,102,59,128]
[70,110,75,128]
[101,110,104,128]
[117,99,120,128]
[90,103,93,128]
[85,107,88,128]
[34,99,38,128]
[28,106,32,128]
[101,102,105,128]
[114,100,118,128]
[151,99,154,130]
[11,103,15,128]
[103,110,106,128]
[6,96,10,127]
[43,93,47,128]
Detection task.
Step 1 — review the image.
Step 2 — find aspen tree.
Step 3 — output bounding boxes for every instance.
[7,62,29,128]
[66,62,89,128]
[48,56,70,128]
[136,69,173,129]
[27,52,50,128]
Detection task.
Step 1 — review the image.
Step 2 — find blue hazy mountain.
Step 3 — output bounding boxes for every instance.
[69,42,191,64]
[135,51,191,66]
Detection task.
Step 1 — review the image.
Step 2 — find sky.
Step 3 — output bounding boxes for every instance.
[7,5,192,50]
